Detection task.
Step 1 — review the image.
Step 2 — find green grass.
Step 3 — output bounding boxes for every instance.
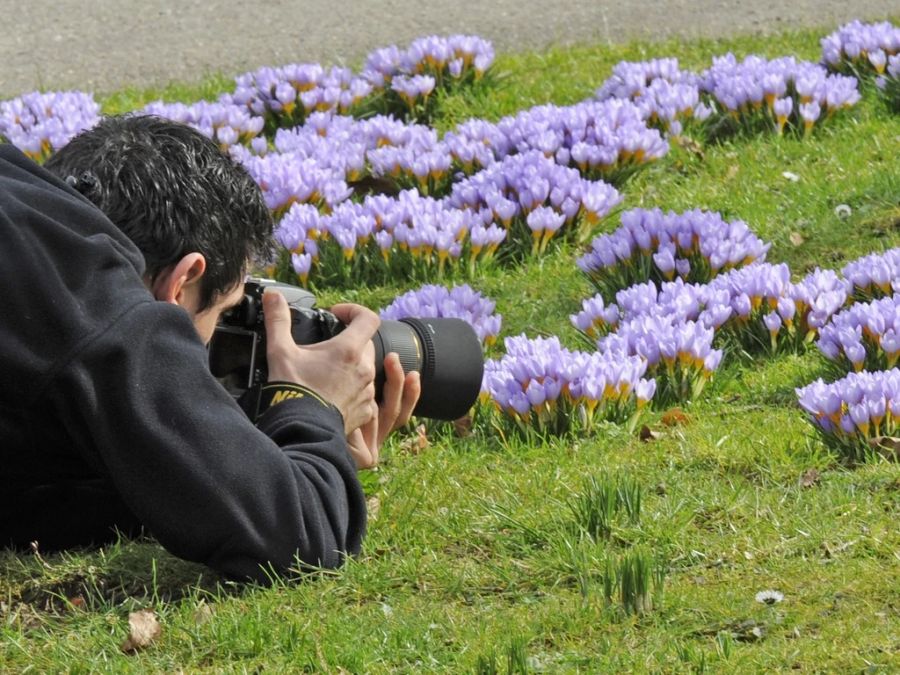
[4,22,900,673]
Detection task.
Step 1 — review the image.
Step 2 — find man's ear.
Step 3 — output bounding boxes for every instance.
[149,253,207,309]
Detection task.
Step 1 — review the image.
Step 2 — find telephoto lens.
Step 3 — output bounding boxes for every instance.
[210,279,485,421]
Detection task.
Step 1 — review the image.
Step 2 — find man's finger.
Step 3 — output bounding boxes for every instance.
[262,291,293,353]
[376,353,405,444]
[376,354,422,446]
[328,303,380,346]
[396,370,421,428]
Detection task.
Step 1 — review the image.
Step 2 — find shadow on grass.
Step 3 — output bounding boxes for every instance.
[0,536,233,614]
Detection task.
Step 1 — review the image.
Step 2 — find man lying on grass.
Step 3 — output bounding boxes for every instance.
[0,115,420,583]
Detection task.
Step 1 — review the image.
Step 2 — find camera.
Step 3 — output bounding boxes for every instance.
[208,278,485,421]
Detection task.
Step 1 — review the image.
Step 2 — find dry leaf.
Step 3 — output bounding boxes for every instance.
[674,135,705,159]
[366,496,381,520]
[399,424,429,454]
[453,414,473,437]
[725,164,739,180]
[867,436,900,460]
[821,539,857,559]
[789,232,805,247]
[193,602,214,626]
[639,425,661,442]
[121,609,161,654]
[731,619,766,642]
[660,407,690,427]
[799,468,820,488]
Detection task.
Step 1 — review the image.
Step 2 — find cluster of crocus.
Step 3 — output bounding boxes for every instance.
[0,91,100,162]
[448,150,623,255]
[577,207,770,300]
[820,20,900,77]
[364,124,454,195]
[272,202,323,285]
[571,279,727,404]
[817,294,900,372]
[231,63,374,130]
[780,267,850,347]
[363,35,494,90]
[444,99,669,184]
[268,114,368,181]
[595,58,714,135]
[796,368,900,462]
[141,99,265,153]
[237,149,352,218]
[197,36,494,131]
[841,247,900,301]
[268,111,505,198]
[573,277,734,341]
[361,35,494,120]
[705,262,795,351]
[480,335,656,436]
[582,261,846,357]
[597,315,722,404]
[698,54,861,136]
[572,263,852,404]
[701,263,848,353]
[380,283,502,345]
[595,58,691,99]
[268,112,454,194]
[274,189,501,285]
[570,294,622,339]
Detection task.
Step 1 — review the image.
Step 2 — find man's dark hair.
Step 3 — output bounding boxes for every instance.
[45,114,274,312]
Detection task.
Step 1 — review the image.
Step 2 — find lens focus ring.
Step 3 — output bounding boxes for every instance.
[401,318,436,381]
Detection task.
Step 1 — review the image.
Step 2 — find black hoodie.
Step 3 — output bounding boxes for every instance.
[0,145,366,582]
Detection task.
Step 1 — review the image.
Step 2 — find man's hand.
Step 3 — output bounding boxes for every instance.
[263,292,379,434]
[346,352,421,469]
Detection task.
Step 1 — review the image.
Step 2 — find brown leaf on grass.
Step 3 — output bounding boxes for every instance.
[660,407,691,427]
[453,414,473,437]
[121,609,161,654]
[789,232,805,247]
[799,468,820,488]
[366,496,381,520]
[867,436,900,461]
[639,425,661,442]
[399,424,429,454]
[673,134,705,159]
[193,602,214,626]
[821,539,857,559]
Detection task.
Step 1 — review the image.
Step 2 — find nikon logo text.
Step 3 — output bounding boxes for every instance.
[271,390,305,404]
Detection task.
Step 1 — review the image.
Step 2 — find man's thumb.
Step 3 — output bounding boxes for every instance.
[263,291,292,347]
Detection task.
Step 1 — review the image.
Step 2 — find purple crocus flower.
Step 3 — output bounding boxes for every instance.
[482,334,653,433]
[797,367,900,461]
[1,91,100,162]
[381,283,501,345]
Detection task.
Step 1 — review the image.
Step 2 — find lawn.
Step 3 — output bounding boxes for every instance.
[2,20,899,673]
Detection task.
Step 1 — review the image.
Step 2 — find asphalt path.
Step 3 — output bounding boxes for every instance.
[1,1,898,99]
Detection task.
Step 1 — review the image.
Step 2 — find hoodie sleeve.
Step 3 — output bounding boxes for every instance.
[42,298,367,582]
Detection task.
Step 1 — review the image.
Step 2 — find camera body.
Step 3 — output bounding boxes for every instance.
[208,279,485,421]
